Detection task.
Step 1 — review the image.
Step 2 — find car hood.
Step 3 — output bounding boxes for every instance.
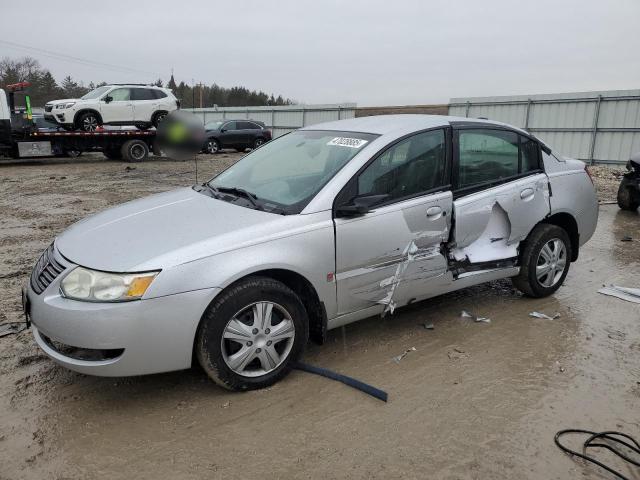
[46,98,87,106]
[56,187,296,272]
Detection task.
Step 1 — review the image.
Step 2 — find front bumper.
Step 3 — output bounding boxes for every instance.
[25,253,220,377]
[43,111,67,124]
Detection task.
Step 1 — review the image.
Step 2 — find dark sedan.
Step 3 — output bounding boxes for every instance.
[203,120,272,154]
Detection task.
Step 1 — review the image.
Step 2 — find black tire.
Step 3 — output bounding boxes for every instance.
[64,150,82,158]
[121,139,149,163]
[204,139,220,154]
[617,179,640,211]
[196,276,309,391]
[512,224,572,298]
[76,111,101,132]
[103,148,122,160]
[253,137,265,149]
[152,111,168,128]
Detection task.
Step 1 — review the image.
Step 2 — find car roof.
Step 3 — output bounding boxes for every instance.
[301,114,529,137]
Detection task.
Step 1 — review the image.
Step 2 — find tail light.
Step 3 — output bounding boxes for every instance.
[265,129,272,140]
[585,165,595,186]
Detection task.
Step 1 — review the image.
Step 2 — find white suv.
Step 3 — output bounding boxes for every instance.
[44,84,179,132]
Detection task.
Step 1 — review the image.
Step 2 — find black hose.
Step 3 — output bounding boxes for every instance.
[555,429,640,480]
[292,361,388,402]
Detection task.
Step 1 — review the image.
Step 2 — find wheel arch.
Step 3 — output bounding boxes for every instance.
[73,108,103,126]
[540,212,580,261]
[191,266,327,363]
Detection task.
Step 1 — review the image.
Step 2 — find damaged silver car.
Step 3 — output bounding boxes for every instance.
[24,115,598,390]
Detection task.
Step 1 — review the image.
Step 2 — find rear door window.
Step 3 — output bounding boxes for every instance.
[131,88,156,101]
[457,129,519,188]
[152,89,167,99]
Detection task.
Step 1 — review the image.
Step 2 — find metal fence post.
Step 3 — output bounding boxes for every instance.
[588,95,602,165]
[338,106,342,120]
[302,106,307,127]
[465,101,471,118]
[222,110,226,120]
[524,99,532,130]
[203,110,206,124]
[271,109,275,133]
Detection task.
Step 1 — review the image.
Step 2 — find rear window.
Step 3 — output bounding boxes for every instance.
[239,121,261,130]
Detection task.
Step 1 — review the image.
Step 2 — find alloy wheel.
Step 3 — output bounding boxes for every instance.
[206,141,219,154]
[536,238,567,288]
[83,116,98,132]
[221,301,295,377]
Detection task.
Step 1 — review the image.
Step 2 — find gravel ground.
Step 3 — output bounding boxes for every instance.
[0,156,638,480]
[589,165,626,202]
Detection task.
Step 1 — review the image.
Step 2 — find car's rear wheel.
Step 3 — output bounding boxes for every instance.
[121,139,149,162]
[617,179,640,211]
[205,139,220,154]
[196,277,308,391]
[76,112,100,132]
[152,111,168,128]
[253,137,265,149]
[512,224,571,298]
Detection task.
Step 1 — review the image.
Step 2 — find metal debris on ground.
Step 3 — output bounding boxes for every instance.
[447,347,469,360]
[529,311,561,320]
[393,347,416,363]
[598,284,640,304]
[421,322,435,330]
[621,235,633,242]
[460,310,491,323]
[0,322,27,338]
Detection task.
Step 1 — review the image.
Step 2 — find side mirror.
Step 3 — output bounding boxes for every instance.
[220,128,227,133]
[335,194,389,217]
[103,95,113,103]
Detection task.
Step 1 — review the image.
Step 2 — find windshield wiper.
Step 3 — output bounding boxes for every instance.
[215,186,261,209]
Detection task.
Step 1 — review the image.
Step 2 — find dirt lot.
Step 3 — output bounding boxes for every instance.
[1,154,638,480]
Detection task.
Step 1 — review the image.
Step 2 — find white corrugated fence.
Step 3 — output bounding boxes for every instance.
[449,90,640,165]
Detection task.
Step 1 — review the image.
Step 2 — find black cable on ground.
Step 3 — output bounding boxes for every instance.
[555,429,640,480]
[292,361,388,402]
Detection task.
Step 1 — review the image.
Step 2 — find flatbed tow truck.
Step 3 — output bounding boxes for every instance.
[0,82,156,162]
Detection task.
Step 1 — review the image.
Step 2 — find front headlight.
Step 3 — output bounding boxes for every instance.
[60,267,159,302]
[56,102,75,109]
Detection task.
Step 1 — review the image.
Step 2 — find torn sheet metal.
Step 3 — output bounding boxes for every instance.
[393,347,416,363]
[529,311,561,320]
[598,285,640,304]
[451,203,517,263]
[452,174,550,255]
[460,310,491,323]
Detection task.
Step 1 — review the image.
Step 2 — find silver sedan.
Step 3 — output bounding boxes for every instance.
[24,115,598,390]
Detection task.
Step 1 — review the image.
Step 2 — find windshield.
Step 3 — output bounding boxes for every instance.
[205,121,224,130]
[208,130,378,213]
[81,86,111,100]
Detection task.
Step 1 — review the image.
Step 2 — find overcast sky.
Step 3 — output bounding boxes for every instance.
[2,0,639,106]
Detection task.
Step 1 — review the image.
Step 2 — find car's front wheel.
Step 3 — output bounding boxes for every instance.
[205,139,220,154]
[76,112,100,132]
[196,277,308,391]
[512,224,571,298]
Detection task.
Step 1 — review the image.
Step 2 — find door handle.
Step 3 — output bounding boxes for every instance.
[520,188,534,200]
[426,206,443,219]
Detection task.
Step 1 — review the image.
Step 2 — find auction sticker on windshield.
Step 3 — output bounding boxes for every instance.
[327,137,368,148]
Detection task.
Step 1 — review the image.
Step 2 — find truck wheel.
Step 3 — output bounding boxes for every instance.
[76,112,101,132]
[103,148,122,160]
[617,179,639,211]
[196,276,308,391]
[512,224,571,298]
[121,139,149,162]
